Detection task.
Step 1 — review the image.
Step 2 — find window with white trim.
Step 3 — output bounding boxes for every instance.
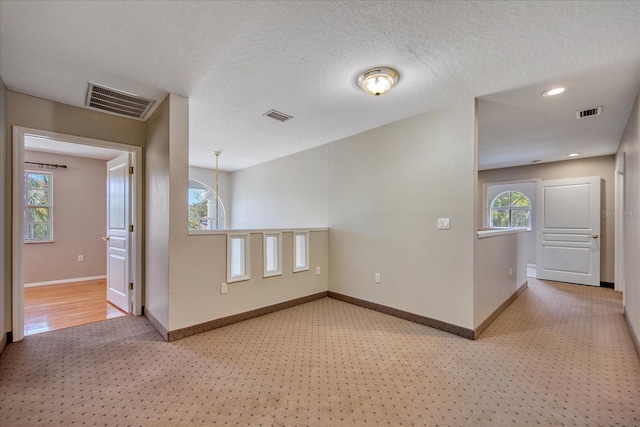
[24,171,53,242]
[227,234,250,283]
[188,179,225,230]
[490,191,532,229]
[293,231,309,272]
[263,232,282,278]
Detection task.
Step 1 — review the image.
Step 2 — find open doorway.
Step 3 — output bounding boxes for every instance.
[12,127,143,341]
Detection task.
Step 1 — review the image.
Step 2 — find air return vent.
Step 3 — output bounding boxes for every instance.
[263,109,293,122]
[576,106,602,119]
[85,83,156,119]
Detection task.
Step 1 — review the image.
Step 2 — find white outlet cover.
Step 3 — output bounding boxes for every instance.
[316,267,321,275]
[437,218,450,230]
[220,283,228,294]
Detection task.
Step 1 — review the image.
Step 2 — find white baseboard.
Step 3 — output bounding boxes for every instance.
[25,275,107,288]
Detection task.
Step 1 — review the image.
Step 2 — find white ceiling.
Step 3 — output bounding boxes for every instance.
[1,1,639,172]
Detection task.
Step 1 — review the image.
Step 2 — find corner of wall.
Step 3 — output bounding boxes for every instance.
[618,88,640,351]
[0,76,9,344]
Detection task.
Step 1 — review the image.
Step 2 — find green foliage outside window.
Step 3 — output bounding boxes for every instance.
[24,172,52,240]
[490,191,531,229]
[188,179,225,230]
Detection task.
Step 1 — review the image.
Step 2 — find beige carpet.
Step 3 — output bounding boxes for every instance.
[1,279,638,426]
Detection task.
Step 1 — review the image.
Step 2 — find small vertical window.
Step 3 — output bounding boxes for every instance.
[293,231,309,272]
[24,171,53,242]
[227,234,250,283]
[490,191,532,230]
[263,232,282,278]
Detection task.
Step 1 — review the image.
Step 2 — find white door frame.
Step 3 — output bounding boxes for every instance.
[12,126,143,341]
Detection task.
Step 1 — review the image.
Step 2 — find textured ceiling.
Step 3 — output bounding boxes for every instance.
[1,1,639,171]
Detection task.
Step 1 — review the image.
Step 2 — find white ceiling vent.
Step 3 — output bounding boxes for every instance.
[263,109,293,122]
[576,106,602,119]
[85,83,156,120]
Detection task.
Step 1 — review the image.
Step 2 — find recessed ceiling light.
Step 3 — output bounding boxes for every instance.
[542,87,565,97]
[568,153,580,157]
[357,67,399,96]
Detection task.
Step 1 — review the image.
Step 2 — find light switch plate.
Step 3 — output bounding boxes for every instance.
[437,218,450,230]
[221,283,228,294]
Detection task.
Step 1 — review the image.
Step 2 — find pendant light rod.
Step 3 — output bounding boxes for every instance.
[214,151,221,230]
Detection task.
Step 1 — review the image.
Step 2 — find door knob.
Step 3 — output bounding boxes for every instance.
[592,234,599,239]
[102,236,110,241]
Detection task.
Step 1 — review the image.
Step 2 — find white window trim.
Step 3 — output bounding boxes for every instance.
[263,232,282,278]
[293,231,310,273]
[227,233,250,283]
[24,169,54,243]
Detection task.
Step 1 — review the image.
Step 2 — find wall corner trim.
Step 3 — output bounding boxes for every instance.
[167,292,328,342]
[327,291,475,340]
[624,309,640,359]
[144,309,169,342]
[0,332,8,355]
[473,281,528,339]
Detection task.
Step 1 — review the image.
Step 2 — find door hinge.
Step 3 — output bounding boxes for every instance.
[129,224,134,232]
[129,166,134,174]
[128,282,133,291]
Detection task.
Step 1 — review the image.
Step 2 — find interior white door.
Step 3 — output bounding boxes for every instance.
[536,176,601,286]
[106,153,131,312]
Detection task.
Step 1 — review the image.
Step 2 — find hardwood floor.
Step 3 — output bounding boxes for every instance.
[24,279,128,336]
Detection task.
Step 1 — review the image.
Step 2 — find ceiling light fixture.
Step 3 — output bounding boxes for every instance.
[542,87,565,97]
[568,153,580,157]
[357,67,399,96]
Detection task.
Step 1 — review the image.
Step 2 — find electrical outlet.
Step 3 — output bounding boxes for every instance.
[374,273,381,284]
[78,255,84,262]
[220,283,228,294]
[316,266,321,275]
[509,268,513,277]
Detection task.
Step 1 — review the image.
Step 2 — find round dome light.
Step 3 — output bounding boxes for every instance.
[357,67,399,96]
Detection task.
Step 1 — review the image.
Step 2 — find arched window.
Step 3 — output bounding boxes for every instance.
[188,179,225,230]
[490,191,531,229]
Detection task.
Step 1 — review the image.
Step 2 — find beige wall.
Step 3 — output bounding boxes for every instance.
[148,94,331,333]
[617,90,640,347]
[8,91,146,147]
[228,99,478,330]
[4,91,146,334]
[23,151,107,284]
[0,77,8,340]
[478,155,616,283]
[171,231,329,330]
[474,232,527,328]
[145,96,171,328]
[328,99,477,329]
[166,94,191,330]
[230,144,329,229]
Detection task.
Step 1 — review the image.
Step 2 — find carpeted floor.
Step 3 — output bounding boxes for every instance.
[1,279,638,426]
